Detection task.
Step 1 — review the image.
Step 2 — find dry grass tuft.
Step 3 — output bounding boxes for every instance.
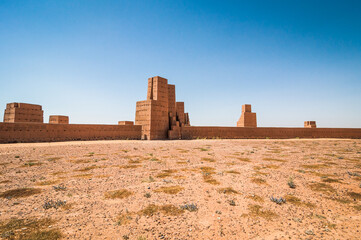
[120,165,141,169]
[140,204,184,217]
[264,164,280,169]
[347,191,361,200]
[105,189,133,199]
[156,169,177,178]
[140,204,159,216]
[0,188,41,199]
[36,180,59,186]
[202,157,216,162]
[238,157,250,162]
[309,182,336,193]
[159,204,185,216]
[176,161,188,164]
[0,218,61,240]
[247,194,264,202]
[301,164,328,169]
[246,204,277,220]
[47,157,62,162]
[285,195,315,208]
[251,178,267,185]
[128,159,142,164]
[77,165,101,172]
[117,212,134,225]
[322,178,342,183]
[263,158,286,162]
[73,174,93,178]
[218,187,239,194]
[154,185,184,194]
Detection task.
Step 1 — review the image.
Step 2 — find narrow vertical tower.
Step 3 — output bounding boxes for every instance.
[237,104,257,127]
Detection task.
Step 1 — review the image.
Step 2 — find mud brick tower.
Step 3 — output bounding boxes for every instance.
[304,121,317,128]
[135,76,190,140]
[3,103,43,123]
[237,104,257,127]
[49,115,69,124]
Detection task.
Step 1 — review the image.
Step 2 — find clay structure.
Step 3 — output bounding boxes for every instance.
[1,76,361,143]
[49,115,69,124]
[304,121,317,128]
[237,104,257,127]
[3,103,43,123]
[135,76,190,140]
[118,121,134,125]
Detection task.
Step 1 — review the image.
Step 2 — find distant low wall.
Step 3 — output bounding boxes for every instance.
[0,122,142,143]
[181,126,361,139]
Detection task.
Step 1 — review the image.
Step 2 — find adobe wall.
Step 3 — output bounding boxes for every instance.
[0,122,142,143]
[181,126,361,139]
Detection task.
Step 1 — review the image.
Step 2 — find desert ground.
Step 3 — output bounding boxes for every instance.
[0,139,360,240]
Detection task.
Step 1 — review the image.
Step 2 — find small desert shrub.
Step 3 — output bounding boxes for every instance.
[47,157,62,162]
[0,188,41,199]
[180,203,198,212]
[228,200,236,206]
[270,196,286,205]
[43,200,67,210]
[288,177,296,188]
[154,186,183,194]
[347,171,361,177]
[53,185,66,191]
[24,161,42,167]
[105,189,133,199]
[144,193,151,198]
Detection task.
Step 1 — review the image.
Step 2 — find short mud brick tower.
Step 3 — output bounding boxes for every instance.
[304,121,316,128]
[49,115,69,124]
[135,76,190,140]
[3,103,43,123]
[237,104,257,127]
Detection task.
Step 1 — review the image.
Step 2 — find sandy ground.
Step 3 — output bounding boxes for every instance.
[0,139,360,240]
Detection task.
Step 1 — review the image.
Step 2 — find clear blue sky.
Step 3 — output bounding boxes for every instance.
[1,0,360,127]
